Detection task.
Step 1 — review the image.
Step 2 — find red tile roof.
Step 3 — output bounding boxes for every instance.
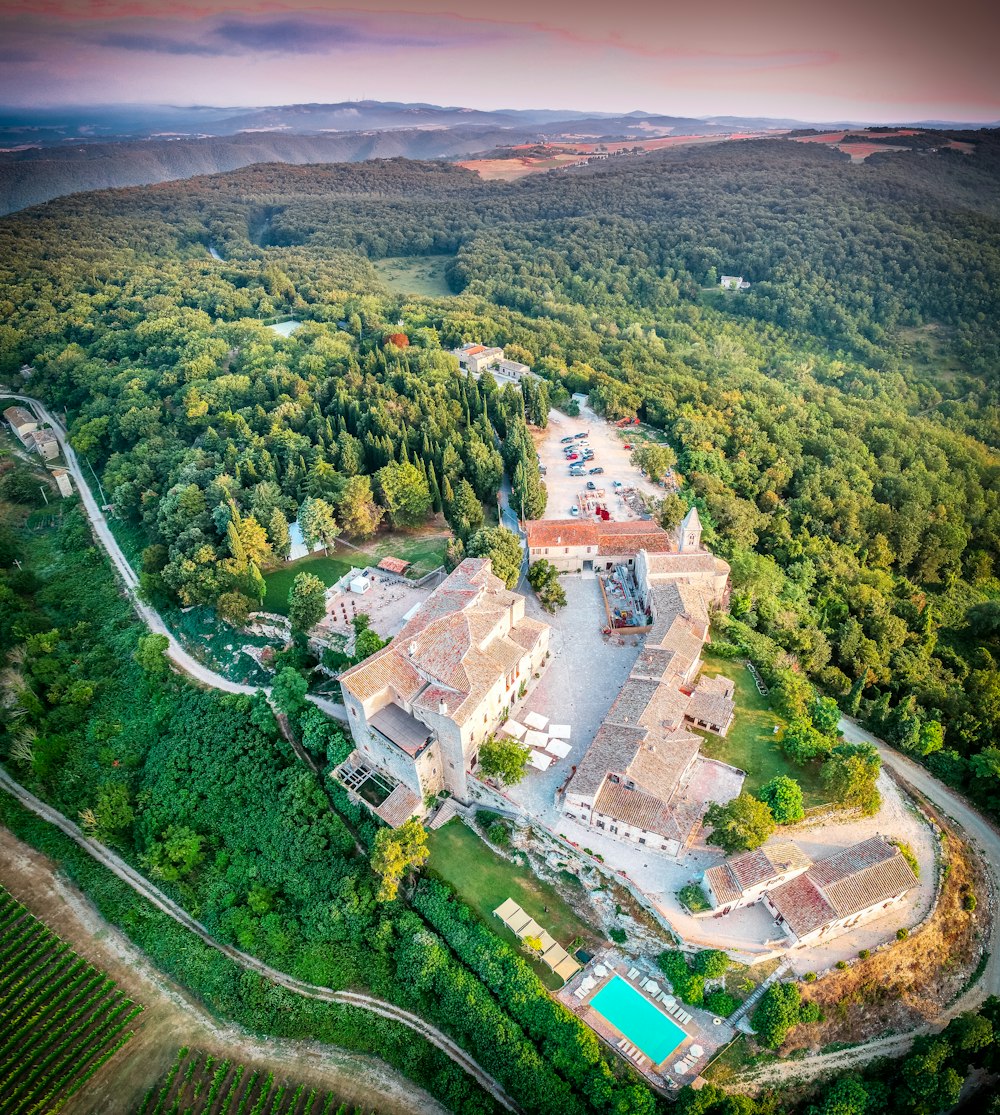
[525,518,675,554]
[377,556,411,575]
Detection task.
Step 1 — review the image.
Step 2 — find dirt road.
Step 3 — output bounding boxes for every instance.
[0,770,520,1113]
[0,826,448,1115]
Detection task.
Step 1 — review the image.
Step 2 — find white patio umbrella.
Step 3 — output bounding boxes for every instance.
[523,710,549,731]
[673,1062,687,1075]
[593,964,608,978]
[689,1044,704,1058]
[645,981,660,995]
[548,723,572,739]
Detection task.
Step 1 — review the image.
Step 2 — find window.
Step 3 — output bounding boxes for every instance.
[596,820,605,829]
[565,547,569,554]
[638,837,646,845]
[610,824,619,834]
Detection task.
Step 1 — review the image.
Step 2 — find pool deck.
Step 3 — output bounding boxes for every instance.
[557,955,735,1091]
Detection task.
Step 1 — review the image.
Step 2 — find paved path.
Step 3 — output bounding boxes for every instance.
[0,768,520,1115]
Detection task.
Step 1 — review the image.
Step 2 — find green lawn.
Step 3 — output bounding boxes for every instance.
[427,819,605,987]
[373,255,455,298]
[695,653,829,807]
[363,532,449,578]
[262,552,357,614]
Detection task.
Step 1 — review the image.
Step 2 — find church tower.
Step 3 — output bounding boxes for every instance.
[678,506,702,553]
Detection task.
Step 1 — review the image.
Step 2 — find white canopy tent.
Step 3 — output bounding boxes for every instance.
[523,711,549,731]
[545,739,572,758]
[503,718,527,739]
[548,723,572,739]
[528,751,553,771]
[523,729,549,750]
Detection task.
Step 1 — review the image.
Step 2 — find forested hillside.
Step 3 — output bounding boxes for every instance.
[2,136,999,815]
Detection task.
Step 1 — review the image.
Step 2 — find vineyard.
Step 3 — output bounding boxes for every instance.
[137,1048,372,1115]
[0,883,143,1113]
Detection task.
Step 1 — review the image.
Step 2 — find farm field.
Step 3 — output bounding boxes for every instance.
[373,254,454,297]
[137,1047,367,1115]
[0,884,143,1114]
[694,654,829,807]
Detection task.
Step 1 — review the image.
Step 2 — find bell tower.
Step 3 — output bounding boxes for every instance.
[678,506,702,553]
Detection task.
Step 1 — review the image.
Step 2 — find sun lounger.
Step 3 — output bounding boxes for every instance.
[657,992,669,1003]
[627,967,639,980]
[574,988,586,1000]
[665,1003,677,1016]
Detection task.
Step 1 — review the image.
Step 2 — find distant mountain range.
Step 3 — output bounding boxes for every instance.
[0,99,993,216]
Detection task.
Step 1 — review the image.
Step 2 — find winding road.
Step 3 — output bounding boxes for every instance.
[6,391,1000,1097]
[0,394,515,1112]
[0,768,520,1114]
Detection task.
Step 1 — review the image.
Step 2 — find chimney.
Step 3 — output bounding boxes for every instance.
[439,699,449,716]
[408,642,417,657]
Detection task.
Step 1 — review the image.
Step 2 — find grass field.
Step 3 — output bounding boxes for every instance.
[262,532,448,615]
[427,819,604,987]
[138,1048,366,1115]
[373,255,454,297]
[695,654,828,807]
[0,885,143,1113]
[262,553,356,614]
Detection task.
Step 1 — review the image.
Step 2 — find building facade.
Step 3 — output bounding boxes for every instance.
[337,559,550,824]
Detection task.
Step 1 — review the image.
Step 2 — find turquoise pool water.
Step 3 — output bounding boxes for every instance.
[589,976,686,1064]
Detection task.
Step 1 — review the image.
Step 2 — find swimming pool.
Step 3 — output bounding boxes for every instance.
[589,976,686,1064]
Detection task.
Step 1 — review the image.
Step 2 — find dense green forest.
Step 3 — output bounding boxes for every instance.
[1,135,999,818]
[1,133,1000,1109]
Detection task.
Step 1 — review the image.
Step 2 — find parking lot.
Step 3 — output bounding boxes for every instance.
[536,403,668,521]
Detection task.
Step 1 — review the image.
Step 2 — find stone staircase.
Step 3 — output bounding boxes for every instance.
[428,798,464,830]
[730,963,791,1030]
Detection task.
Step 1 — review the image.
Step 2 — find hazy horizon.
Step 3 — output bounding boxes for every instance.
[2,0,997,123]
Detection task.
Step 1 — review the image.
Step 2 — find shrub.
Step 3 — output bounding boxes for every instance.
[897,928,910,940]
[964,892,978,912]
[704,990,739,1017]
[608,928,627,945]
[677,884,712,913]
[858,949,870,960]
[487,821,510,847]
[751,982,802,1048]
[836,960,849,970]
[803,971,817,982]
[693,949,731,979]
[656,949,705,1005]
[798,1000,824,1024]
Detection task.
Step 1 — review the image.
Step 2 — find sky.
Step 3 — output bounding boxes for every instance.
[1,0,998,123]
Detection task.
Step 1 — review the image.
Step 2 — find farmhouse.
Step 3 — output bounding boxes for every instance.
[452,342,505,374]
[562,520,741,856]
[763,836,918,946]
[4,405,38,443]
[30,428,59,461]
[720,275,751,290]
[336,558,550,825]
[703,842,812,913]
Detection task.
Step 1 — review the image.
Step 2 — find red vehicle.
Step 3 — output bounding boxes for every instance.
[566,452,579,461]
[615,417,639,427]
[623,443,633,450]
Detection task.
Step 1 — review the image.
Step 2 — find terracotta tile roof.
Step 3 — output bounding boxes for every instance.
[4,406,36,428]
[568,723,647,797]
[686,688,736,730]
[704,862,743,906]
[766,873,835,937]
[645,552,731,576]
[342,558,548,729]
[594,780,674,834]
[525,518,675,555]
[377,556,411,575]
[768,837,917,937]
[374,783,422,828]
[628,733,701,796]
[525,520,599,549]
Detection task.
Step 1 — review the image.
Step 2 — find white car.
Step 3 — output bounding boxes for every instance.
[570,505,580,516]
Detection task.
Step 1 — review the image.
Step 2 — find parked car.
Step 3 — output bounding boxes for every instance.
[623,443,633,450]
[566,453,579,462]
[560,435,576,443]
[586,481,597,491]
[612,478,622,487]
[570,468,585,477]
[574,431,589,440]
[570,505,580,516]
[590,467,604,475]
